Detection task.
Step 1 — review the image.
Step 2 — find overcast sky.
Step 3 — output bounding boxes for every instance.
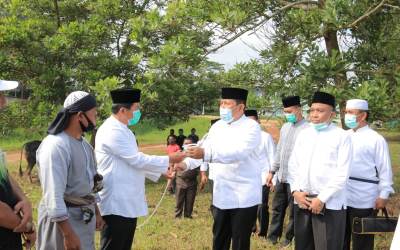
[207,32,264,69]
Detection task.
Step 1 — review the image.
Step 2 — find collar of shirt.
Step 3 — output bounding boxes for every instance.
[349,124,369,134]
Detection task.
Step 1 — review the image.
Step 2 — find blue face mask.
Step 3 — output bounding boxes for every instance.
[220,107,233,123]
[344,114,359,129]
[311,122,329,131]
[128,109,141,126]
[285,113,297,123]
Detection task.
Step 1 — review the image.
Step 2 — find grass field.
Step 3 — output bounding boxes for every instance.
[2,116,400,249]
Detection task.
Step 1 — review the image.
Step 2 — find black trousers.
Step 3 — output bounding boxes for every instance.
[294,205,346,250]
[267,181,294,241]
[212,205,258,250]
[252,185,270,236]
[0,229,22,250]
[175,184,197,218]
[343,207,375,250]
[101,215,137,250]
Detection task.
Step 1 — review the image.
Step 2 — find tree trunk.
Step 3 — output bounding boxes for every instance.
[320,0,348,129]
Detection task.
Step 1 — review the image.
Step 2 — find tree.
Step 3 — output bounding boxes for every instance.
[0,0,223,128]
[188,0,400,124]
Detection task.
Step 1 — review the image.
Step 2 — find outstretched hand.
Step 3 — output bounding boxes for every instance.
[185,147,204,159]
[163,168,176,179]
[169,151,186,163]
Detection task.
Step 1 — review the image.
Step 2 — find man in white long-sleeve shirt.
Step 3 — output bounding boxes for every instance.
[244,109,276,237]
[186,87,262,250]
[289,91,352,250]
[95,88,185,250]
[343,99,394,250]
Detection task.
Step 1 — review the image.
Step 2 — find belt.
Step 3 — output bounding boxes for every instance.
[349,176,379,185]
[64,194,96,207]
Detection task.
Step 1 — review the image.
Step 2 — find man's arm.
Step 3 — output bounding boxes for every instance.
[271,125,285,173]
[202,122,262,164]
[9,176,33,232]
[375,136,394,209]
[57,219,81,250]
[103,129,173,173]
[0,200,21,229]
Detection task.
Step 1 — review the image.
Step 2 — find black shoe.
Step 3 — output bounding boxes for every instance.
[281,239,292,248]
[257,233,267,238]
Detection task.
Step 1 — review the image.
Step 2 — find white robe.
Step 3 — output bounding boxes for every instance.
[346,125,394,208]
[289,123,353,210]
[201,115,263,209]
[95,116,169,218]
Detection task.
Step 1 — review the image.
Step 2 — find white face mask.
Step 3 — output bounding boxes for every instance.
[344,114,359,129]
[311,122,329,131]
[219,107,234,123]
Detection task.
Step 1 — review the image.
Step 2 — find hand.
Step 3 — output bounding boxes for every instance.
[169,151,186,163]
[23,231,36,248]
[64,231,81,250]
[185,146,204,159]
[199,172,208,191]
[293,191,311,209]
[163,169,175,179]
[173,162,187,171]
[374,198,388,210]
[269,185,275,192]
[308,198,324,214]
[266,173,274,187]
[13,199,33,233]
[95,214,105,231]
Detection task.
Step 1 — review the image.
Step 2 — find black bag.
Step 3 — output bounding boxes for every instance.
[353,208,398,234]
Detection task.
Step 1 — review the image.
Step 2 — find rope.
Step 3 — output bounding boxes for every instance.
[136,183,169,230]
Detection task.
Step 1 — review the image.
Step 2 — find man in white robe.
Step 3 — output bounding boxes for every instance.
[186,87,262,250]
[289,91,352,250]
[343,99,394,250]
[95,88,185,250]
[244,109,276,238]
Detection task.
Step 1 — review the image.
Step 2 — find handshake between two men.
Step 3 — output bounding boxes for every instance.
[165,145,205,180]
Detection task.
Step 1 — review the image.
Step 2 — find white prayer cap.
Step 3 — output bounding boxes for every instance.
[346,99,369,110]
[0,80,18,91]
[63,91,90,108]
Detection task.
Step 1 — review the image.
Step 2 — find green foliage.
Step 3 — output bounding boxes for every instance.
[90,77,122,123]
[202,0,400,122]
[0,0,223,131]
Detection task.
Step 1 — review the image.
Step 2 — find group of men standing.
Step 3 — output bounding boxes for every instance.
[180,87,394,250]
[0,80,396,250]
